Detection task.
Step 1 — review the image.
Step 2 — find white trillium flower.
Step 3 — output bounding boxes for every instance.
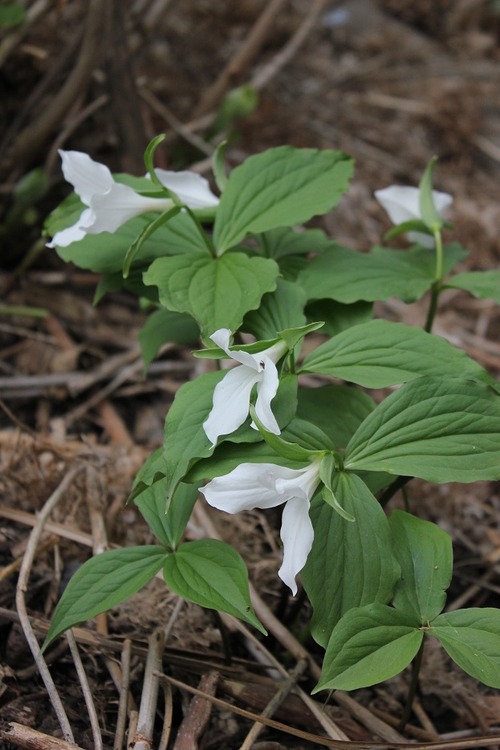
[200,459,322,594]
[203,329,287,447]
[374,184,452,248]
[47,150,219,248]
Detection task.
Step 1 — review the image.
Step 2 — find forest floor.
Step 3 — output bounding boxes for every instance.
[1,1,500,748]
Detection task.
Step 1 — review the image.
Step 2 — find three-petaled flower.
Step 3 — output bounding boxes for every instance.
[47,150,219,248]
[203,329,288,447]
[200,458,322,594]
[374,184,452,248]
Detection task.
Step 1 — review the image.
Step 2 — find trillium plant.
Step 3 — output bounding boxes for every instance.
[43,138,500,703]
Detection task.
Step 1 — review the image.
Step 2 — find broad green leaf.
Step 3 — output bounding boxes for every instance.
[303,473,400,647]
[189,442,305,483]
[123,206,181,278]
[138,308,199,366]
[389,511,452,624]
[163,371,225,503]
[48,195,210,274]
[297,384,376,449]
[163,371,297,501]
[305,299,372,337]
[243,278,307,339]
[314,603,423,692]
[213,147,353,253]
[134,480,198,549]
[143,251,279,339]
[298,243,467,304]
[430,609,500,688]
[447,270,500,303]
[300,319,487,387]
[345,376,500,483]
[130,447,166,497]
[189,416,331,483]
[250,406,322,462]
[256,226,332,259]
[43,547,167,649]
[163,539,265,632]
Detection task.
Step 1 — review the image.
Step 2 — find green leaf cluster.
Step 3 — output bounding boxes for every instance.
[45,146,500,698]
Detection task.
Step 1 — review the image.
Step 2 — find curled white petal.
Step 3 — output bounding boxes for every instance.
[253,355,280,434]
[203,331,287,445]
[209,328,260,370]
[374,185,452,248]
[203,366,259,446]
[278,496,315,595]
[154,169,219,208]
[200,462,292,513]
[48,150,218,248]
[87,182,173,234]
[201,459,321,594]
[59,150,113,203]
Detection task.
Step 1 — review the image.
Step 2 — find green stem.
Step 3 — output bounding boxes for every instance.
[424,226,444,333]
[379,475,412,508]
[424,281,440,333]
[184,206,217,257]
[398,637,425,731]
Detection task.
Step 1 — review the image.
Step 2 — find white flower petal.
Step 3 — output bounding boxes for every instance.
[203,366,259,446]
[200,463,289,513]
[59,150,113,204]
[278,496,314,595]
[209,328,232,352]
[88,182,174,234]
[374,185,420,225]
[253,356,280,434]
[274,461,321,502]
[375,185,453,226]
[154,169,219,208]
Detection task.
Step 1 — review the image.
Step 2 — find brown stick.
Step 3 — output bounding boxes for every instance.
[192,0,289,118]
[0,721,86,750]
[3,0,107,172]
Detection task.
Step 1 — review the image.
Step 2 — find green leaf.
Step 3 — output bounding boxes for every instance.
[419,157,443,229]
[447,270,500,303]
[138,308,199,366]
[0,3,25,27]
[345,376,500,483]
[430,609,500,688]
[189,416,331,483]
[297,384,376,449]
[123,206,181,278]
[256,226,332,259]
[49,198,210,274]
[43,547,167,649]
[163,539,265,632]
[300,319,487,388]
[143,251,279,339]
[250,406,322,462]
[213,147,353,253]
[314,603,423,692]
[135,480,198,549]
[303,473,400,647]
[305,299,372,337]
[243,278,307,339]
[163,371,225,503]
[130,447,166,497]
[298,243,467,304]
[389,511,452,623]
[144,134,168,190]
